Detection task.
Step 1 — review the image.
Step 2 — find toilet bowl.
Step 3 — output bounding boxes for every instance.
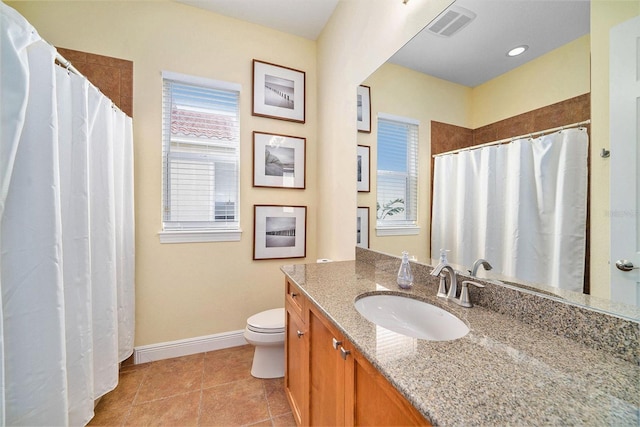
[243,308,285,378]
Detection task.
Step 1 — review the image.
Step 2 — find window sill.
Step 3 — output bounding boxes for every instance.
[376,225,420,237]
[159,229,242,243]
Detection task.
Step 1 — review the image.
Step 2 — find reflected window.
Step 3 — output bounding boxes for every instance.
[376,114,419,229]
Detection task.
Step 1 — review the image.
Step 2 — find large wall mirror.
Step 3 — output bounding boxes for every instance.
[357,0,640,320]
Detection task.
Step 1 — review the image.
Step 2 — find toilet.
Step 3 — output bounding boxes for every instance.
[243,308,285,378]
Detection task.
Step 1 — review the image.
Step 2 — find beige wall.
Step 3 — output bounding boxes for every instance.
[10,0,636,348]
[471,34,591,128]
[8,0,318,346]
[359,64,471,262]
[315,0,452,261]
[7,0,452,347]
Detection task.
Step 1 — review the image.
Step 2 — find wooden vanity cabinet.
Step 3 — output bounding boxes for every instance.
[284,278,431,426]
[285,279,308,426]
[350,350,430,426]
[308,304,349,425]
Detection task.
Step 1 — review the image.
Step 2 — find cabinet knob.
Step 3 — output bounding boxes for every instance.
[291,292,298,298]
[340,347,351,360]
[297,330,304,338]
[332,337,343,350]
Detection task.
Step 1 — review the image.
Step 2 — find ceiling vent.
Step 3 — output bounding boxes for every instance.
[427,5,476,37]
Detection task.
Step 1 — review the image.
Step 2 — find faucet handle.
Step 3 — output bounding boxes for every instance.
[459,280,485,308]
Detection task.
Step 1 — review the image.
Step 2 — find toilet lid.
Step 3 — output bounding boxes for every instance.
[247,308,285,333]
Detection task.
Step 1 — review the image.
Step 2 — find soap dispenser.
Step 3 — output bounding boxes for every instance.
[437,249,450,297]
[397,251,414,289]
[439,248,450,263]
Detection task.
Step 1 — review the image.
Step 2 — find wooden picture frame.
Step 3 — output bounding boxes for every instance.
[357,207,370,248]
[252,59,305,123]
[357,145,370,192]
[357,85,371,133]
[253,131,306,189]
[254,205,307,260]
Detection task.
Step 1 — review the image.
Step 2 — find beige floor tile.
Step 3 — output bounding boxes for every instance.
[203,345,255,388]
[200,377,270,426]
[124,390,201,426]
[271,412,297,426]
[92,346,289,426]
[246,419,273,427]
[88,400,130,426]
[135,353,204,403]
[263,378,291,417]
[96,367,148,411]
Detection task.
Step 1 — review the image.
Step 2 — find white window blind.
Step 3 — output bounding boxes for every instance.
[376,115,419,227]
[162,73,240,234]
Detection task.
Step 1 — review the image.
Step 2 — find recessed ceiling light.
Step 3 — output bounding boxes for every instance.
[507,45,528,57]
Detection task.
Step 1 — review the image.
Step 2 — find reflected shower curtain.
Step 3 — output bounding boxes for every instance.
[0,3,135,426]
[432,128,588,291]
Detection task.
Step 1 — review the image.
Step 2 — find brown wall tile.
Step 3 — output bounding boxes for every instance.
[433,93,590,151]
[56,47,133,117]
[431,121,474,155]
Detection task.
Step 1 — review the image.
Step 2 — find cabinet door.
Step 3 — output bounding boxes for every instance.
[309,306,346,426]
[285,307,307,426]
[351,352,430,426]
[286,278,304,318]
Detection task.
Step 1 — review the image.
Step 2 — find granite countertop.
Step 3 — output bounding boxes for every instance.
[281,260,640,426]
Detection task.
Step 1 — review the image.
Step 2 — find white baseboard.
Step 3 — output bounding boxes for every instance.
[134,329,248,364]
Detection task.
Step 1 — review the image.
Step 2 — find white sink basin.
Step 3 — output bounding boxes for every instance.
[354,294,470,341]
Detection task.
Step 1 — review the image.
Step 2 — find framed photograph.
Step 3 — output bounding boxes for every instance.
[253,132,306,189]
[252,59,305,123]
[254,205,307,260]
[357,85,371,133]
[357,145,370,192]
[357,207,370,248]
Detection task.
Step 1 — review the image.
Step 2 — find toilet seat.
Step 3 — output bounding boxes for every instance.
[246,308,285,334]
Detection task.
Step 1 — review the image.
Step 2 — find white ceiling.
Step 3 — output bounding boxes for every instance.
[389,0,590,87]
[176,0,339,41]
[176,0,590,87]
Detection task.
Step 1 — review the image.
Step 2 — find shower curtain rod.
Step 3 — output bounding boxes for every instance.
[55,51,83,78]
[54,48,123,114]
[432,119,591,158]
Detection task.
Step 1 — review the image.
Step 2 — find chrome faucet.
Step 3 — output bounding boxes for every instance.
[430,263,458,300]
[432,263,485,307]
[470,258,492,277]
[458,280,485,307]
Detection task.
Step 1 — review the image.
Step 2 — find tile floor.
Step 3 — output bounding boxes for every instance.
[88,345,296,426]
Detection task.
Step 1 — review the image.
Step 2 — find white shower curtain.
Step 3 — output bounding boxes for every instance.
[0,3,135,426]
[432,128,588,291]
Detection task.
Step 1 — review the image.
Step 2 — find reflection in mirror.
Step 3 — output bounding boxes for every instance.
[356,0,640,320]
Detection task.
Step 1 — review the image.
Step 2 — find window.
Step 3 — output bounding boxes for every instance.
[160,71,241,243]
[376,113,419,235]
